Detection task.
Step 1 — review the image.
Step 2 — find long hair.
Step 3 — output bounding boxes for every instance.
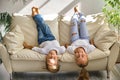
[78,67,89,80]
[77,56,89,80]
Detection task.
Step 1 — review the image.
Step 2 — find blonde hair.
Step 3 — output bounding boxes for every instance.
[78,67,89,80]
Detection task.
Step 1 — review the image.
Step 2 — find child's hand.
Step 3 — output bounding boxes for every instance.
[64,43,70,48]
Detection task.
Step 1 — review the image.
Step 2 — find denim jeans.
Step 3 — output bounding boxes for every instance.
[70,13,89,43]
[33,14,55,44]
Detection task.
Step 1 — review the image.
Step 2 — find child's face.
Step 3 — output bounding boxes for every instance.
[74,47,88,66]
[46,50,58,70]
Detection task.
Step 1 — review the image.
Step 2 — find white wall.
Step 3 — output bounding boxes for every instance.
[0,0,31,14]
[0,0,105,16]
[66,0,105,16]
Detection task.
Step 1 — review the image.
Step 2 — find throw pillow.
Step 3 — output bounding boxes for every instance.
[94,25,117,51]
[3,25,24,55]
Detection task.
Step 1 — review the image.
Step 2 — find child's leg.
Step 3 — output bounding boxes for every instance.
[37,26,46,44]
[70,18,79,43]
[33,14,55,44]
[79,15,89,40]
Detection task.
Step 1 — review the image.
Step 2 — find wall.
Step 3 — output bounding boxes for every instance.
[0,0,105,16]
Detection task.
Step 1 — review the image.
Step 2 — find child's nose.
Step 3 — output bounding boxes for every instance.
[51,54,55,58]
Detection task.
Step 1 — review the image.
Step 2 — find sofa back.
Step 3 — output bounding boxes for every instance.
[59,13,108,45]
[9,13,108,46]
[9,14,59,46]
[3,13,117,55]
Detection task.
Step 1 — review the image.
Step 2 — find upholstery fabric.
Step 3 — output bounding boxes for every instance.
[60,48,110,62]
[10,49,62,61]
[94,25,117,51]
[3,25,24,55]
[11,14,59,46]
[11,57,107,72]
[59,13,107,45]
[10,15,38,46]
[86,13,107,39]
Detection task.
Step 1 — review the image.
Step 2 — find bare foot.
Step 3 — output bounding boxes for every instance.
[74,5,80,13]
[32,7,40,16]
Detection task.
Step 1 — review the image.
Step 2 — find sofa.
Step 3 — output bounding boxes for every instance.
[0,13,119,80]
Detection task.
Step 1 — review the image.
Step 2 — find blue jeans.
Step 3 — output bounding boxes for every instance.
[33,14,55,44]
[71,13,89,43]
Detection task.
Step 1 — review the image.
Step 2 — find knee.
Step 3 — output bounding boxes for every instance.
[79,16,86,22]
[71,19,78,26]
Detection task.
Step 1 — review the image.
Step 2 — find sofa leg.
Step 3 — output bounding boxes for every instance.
[10,73,12,80]
[107,70,110,79]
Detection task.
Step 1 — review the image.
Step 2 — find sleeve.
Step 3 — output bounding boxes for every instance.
[32,47,47,54]
[48,46,66,55]
[67,46,75,54]
[87,45,96,53]
[57,46,66,54]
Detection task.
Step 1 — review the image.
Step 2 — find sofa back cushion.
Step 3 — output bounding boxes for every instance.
[94,25,117,51]
[10,15,38,46]
[59,13,107,45]
[10,14,59,46]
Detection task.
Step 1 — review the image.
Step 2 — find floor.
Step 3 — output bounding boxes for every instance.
[0,62,120,80]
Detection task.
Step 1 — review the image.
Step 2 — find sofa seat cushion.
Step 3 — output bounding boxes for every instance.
[11,48,110,62]
[60,48,110,62]
[10,49,62,61]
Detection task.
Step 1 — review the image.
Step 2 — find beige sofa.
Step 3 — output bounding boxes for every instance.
[0,13,119,80]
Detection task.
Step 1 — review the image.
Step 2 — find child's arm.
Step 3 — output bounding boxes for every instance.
[64,43,70,48]
[90,39,94,45]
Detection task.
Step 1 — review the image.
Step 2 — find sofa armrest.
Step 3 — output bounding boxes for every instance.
[0,43,12,73]
[108,41,120,71]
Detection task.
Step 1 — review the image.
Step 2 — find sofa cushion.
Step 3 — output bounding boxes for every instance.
[11,14,59,46]
[59,13,107,45]
[44,14,59,41]
[10,15,38,46]
[3,25,24,55]
[10,49,45,61]
[10,49,62,61]
[86,13,107,39]
[59,19,71,45]
[60,48,110,62]
[94,25,117,51]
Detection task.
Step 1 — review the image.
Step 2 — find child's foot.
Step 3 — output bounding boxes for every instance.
[32,7,40,16]
[74,5,80,13]
[35,8,40,14]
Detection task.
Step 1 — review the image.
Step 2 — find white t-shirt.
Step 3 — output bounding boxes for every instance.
[32,40,66,55]
[67,39,95,54]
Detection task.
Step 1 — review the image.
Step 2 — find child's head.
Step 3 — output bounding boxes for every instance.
[74,47,88,67]
[46,50,60,73]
